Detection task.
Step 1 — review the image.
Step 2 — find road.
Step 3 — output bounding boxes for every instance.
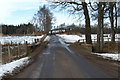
[12,35,119,78]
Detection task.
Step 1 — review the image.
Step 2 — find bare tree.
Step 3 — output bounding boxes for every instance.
[49,0,92,44]
[90,1,120,51]
[89,2,107,52]
[32,5,54,34]
[82,1,92,44]
[108,2,120,42]
[109,2,115,43]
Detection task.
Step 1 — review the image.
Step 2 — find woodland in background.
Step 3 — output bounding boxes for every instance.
[66,24,120,34]
[0,23,120,35]
[0,23,37,35]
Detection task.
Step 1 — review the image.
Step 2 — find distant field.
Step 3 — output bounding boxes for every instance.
[57,34,120,43]
[0,34,120,45]
[0,35,43,45]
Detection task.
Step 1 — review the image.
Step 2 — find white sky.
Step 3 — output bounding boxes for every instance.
[0,0,80,26]
[0,0,119,26]
[0,0,43,25]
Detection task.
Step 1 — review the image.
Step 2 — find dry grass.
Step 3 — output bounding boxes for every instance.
[92,42,120,53]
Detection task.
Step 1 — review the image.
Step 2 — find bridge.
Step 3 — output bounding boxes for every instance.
[49,27,80,35]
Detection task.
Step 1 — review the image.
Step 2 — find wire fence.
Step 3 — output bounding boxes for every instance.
[0,35,47,65]
[79,38,120,53]
[79,38,120,43]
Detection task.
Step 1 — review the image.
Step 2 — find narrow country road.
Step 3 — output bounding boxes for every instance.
[12,35,119,78]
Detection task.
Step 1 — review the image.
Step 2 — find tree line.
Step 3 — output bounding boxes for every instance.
[0,23,36,35]
[66,24,120,34]
[0,5,54,35]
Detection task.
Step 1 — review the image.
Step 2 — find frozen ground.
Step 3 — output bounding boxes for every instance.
[92,53,120,61]
[0,35,43,45]
[57,34,120,43]
[0,57,29,79]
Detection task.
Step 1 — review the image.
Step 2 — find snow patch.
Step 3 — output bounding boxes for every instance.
[92,53,120,61]
[0,57,29,79]
[0,36,43,45]
[59,38,74,54]
[44,36,50,42]
[57,34,80,43]
[57,34,120,43]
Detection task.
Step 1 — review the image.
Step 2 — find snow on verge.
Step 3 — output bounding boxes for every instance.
[92,53,120,61]
[56,34,81,43]
[59,38,74,54]
[44,36,50,41]
[0,57,29,79]
[56,34,120,43]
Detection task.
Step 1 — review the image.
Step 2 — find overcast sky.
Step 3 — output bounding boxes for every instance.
[0,0,119,26]
[0,0,81,26]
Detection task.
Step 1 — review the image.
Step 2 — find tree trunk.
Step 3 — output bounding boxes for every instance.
[101,11,104,52]
[82,2,92,44]
[100,2,106,52]
[109,2,115,43]
[115,2,117,32]
[97,2,102,52]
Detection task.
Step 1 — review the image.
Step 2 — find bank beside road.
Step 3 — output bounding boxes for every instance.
[0,35,49,79]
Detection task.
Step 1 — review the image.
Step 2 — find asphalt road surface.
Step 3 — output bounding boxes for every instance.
[12,35,119,78]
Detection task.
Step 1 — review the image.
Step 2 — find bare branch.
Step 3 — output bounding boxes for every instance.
[89,2,98,11]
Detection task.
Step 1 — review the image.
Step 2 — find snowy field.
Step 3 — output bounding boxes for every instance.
[92,53,120,61]
[0,35,43,45]
[57,34,120,43]
[0,57,29,79]
[0,34,119,45]
[57,34,120,61]
[56,34,81,43]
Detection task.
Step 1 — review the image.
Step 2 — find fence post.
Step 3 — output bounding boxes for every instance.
[108,38,109,52]
[107,38,109,42]
[0,42,2,65]
[8,45,11,62]
[11,41,13,45]
[34,39,37,43]
[83,39,84,43]
[37,39,39,42]
[117,38,119,53]
[94,39,96,43]
[118,38,120,42]
[25,41,28,56]
[18,43,20,58]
